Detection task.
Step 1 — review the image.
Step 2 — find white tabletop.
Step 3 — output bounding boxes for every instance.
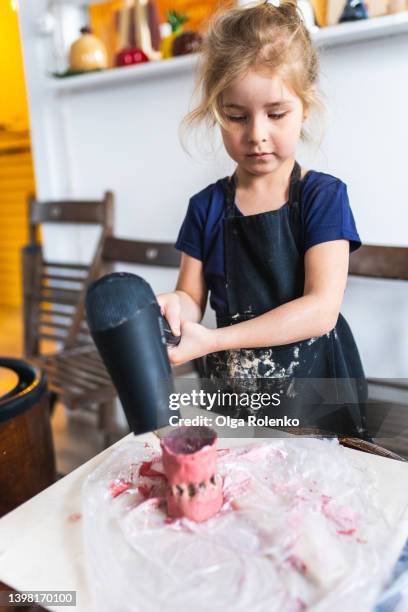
[1,428,408,612]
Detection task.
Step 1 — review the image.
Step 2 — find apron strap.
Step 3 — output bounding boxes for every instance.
[288,161,303,251]
[225,161,302,217]
[288,161,301,205]
[225,174,237,217]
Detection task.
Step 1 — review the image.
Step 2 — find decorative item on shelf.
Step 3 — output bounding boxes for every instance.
[171,29,202,56]
[147,0,162,50]
[326,0,344,24]
[157,0,236,32]
[160,9,189,59]
[309,0,327,25]
[116,47,149,65]
[69,26,109,72]
[338,0,369,21]
[115,0,161,67]
[134,0,161,59]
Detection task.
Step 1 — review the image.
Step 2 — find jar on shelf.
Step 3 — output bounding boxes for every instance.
[69,26,108,71]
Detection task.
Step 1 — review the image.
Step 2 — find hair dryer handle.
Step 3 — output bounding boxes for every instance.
[161,316,181,347]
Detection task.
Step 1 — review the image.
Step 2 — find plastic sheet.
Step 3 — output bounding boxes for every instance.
[82,437,406,611]
[375,539,408,612]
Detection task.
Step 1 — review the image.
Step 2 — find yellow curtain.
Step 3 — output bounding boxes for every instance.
[0,0,34,308]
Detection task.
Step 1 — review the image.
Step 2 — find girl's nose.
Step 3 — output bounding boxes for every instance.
[247,117,268,145]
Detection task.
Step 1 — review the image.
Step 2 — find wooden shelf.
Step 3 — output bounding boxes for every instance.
[48,54,197,94]
[314,10,408,47]
[47,12,408,95]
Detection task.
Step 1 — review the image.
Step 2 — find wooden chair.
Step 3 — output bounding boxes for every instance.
[23,192,114,356]
[348,244,408,456]
[22,192,114,438]
[349,244,408,390]
[30,236,199,446]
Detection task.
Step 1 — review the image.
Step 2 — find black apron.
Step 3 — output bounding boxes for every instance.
[205,162,367,437]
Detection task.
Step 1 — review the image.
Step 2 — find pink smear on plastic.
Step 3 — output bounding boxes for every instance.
[288,555,307,575]
[110,480,131,498]
[337,528,356,536]
[321,494,358,534]
[67,512,82,522]
[139,461,166,480]
[295,597,307,611]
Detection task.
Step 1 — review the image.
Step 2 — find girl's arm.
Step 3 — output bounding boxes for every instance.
[157,253,208,336]
[168,240,349,364]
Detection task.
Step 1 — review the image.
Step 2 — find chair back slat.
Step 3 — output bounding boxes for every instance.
[43,261,89,271]
[29,199,111,225]
[38,332,68,343]
[349,245,408,281]
[39,320,71,332]
[102,236,181,268]
[41,273,85,283]
[38,307,74,318]
[38,289,81,306]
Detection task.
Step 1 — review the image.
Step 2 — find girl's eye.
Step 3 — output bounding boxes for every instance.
[268,112,287,120]
[225,112,288,123]
[226,115,246,123]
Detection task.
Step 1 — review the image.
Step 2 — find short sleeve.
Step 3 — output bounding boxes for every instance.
[303,179,361,253]
[175,197,205,261]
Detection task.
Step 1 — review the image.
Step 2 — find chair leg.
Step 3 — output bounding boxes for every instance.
[98,400,115,448]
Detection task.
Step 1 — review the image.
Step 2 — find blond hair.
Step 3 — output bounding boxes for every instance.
[183,0,322,143]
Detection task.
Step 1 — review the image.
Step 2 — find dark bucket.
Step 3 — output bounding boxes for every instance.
[0,358,56,517]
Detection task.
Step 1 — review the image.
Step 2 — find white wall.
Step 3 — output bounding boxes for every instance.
[17,3,408,377]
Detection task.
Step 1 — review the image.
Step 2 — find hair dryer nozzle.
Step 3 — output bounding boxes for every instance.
[85,272,179,435]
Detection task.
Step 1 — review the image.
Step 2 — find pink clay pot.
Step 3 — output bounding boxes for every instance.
[161,426,223,522]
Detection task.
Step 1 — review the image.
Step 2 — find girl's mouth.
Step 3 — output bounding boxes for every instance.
[247,153,274,158]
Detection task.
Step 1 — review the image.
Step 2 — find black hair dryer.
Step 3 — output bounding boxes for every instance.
[85,272,181,434]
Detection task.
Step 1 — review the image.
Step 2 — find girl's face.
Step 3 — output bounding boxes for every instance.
[220,69,306,177]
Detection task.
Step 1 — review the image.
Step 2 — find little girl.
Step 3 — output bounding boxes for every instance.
[158,0,366,436]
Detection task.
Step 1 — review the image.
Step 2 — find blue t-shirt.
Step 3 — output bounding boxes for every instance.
[175,170,361,316]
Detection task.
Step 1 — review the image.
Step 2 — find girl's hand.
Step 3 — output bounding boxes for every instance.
[156,292,182,336]
[168,320,218,366]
